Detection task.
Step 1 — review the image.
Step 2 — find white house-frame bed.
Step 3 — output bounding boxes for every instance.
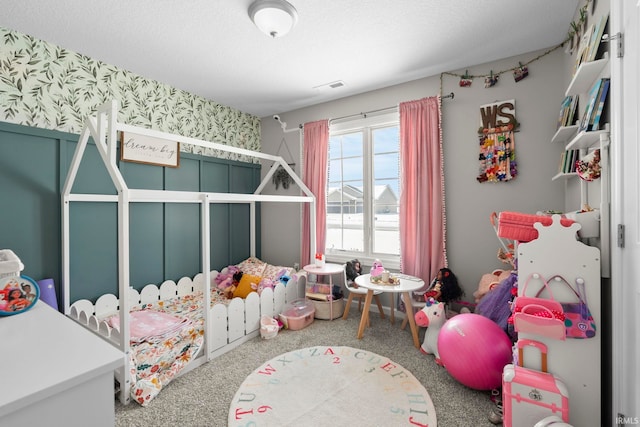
[61,100,316,405]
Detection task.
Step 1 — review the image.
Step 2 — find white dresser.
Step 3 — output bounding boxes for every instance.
[0,301,123,427]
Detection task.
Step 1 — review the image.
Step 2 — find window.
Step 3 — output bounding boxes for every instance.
[326,112,400,266]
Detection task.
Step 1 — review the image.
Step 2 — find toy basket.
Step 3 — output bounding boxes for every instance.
[311,297,344,320]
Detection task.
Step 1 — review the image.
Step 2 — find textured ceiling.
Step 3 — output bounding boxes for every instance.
[0,0,579,118]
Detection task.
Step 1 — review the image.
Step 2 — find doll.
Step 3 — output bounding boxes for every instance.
[419,268,464,304]
[345,259,362,282]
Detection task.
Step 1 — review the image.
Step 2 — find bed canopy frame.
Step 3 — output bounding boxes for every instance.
[61,99,316,359]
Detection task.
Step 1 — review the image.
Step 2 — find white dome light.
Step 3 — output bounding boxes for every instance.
[249,0,298,38]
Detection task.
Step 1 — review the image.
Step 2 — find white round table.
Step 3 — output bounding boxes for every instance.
[354,273,425,348]
[302,263,345,285]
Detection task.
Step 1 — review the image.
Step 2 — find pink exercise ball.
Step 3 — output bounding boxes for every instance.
[437,313,512,390]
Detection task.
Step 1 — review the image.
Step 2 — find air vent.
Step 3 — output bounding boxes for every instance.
[313,80,346,90]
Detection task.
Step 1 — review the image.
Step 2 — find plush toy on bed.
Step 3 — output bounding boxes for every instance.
[215,265,238,288]
[253,278,276,295]
[275,269,291,286]
[215,265,245,299]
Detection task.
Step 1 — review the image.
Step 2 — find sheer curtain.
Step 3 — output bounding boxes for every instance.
[301,119,329,266]
[399,96,446,289]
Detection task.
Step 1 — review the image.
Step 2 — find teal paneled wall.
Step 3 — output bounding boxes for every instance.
[69,203,118,300]
[0,122,71,287]
[0,121,261,307]
[130,204,164,287]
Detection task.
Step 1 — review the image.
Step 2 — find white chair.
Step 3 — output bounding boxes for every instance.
[400,297,425,330]
[341,267,385,321]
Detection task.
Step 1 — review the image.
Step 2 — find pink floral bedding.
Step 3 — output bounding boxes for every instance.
[118,290,229,406]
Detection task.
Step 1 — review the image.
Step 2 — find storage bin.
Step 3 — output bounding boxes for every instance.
[310,297,344,320]
[279,299,315,330]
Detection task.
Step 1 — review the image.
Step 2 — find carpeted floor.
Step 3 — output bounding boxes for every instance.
[115,307,500,427]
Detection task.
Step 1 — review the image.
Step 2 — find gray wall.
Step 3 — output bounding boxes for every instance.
[259,47,569,300]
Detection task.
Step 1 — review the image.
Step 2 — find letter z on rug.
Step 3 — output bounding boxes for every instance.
[228,345,437,426]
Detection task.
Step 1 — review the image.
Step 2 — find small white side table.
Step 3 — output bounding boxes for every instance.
[303,263,346,320]
[303,262,345,287]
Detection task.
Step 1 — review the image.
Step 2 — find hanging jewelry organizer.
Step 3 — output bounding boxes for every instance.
[272,137,296,190]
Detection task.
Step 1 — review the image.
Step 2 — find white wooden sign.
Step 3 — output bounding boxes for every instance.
[120,131,180,167]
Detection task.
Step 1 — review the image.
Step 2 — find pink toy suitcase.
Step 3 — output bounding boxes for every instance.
[503,339,569,427]
[496,211,574,242]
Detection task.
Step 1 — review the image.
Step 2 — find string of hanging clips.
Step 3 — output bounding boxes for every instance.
[439,42,565,92]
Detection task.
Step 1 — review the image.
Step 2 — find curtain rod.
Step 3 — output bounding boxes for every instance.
[329,92,454,123]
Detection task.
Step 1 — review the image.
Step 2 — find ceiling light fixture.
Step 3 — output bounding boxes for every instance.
[248,0,298,38]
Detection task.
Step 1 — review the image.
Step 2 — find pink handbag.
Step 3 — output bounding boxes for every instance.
[513,274,566,340]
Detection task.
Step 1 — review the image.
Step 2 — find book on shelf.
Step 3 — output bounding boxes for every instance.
[586,14,609,63]
[557,95,573,129]
[580,78,604,131]
[567,96,579,127]
[591,78,610,131]
[559,150,580,174]
[569,150,579,173]
[556,95,580,128]
[573,25,593,75]
[572,14,609,76]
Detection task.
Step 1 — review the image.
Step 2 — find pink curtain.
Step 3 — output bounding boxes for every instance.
[399,96,446,289]
[301,119,329,266]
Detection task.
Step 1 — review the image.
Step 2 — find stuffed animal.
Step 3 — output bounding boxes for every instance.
[345,259,362,282]
[215,266,237,293]
[473,269,512,303]
[417,268,464,305]
[414,298,446,365]
[215,265,245,299]
[223,284,237,299]
[370,259,384,277]
[275,268,291,286]
[253,278,276,295]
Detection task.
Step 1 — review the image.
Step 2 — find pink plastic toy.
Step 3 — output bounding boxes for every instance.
[437,313,512,390]
[414,298,446,365]
[370,259,384,277]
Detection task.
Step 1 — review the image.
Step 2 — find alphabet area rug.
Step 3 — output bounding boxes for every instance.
[228,346,437,426]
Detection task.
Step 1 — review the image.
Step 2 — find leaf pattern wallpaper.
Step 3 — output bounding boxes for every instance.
[0,27,261,162]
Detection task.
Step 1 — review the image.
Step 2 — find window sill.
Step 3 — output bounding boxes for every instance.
[324,253,401,272]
